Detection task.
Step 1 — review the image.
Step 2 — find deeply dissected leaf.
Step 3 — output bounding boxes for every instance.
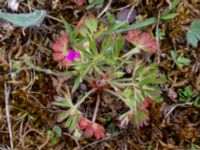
[187,19,200,47]
[129,108,149,127]
[0,10,46,27]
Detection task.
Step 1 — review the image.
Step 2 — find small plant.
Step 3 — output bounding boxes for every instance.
[171,50,190,68]
[47,125,62,145]
[50,15,165,140]
[178,86,200,108]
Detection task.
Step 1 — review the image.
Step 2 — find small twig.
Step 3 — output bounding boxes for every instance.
[156,10,161,64]
[113,4,132,12]
[63,132,81,149]
[92,94,101,122]
[165,102,193,118]
[4,83,13,150]
[81,131,124,150]
[38,136,50,150]
[125,5,135,23]
[97,0,112,19]
[22,128,43,148]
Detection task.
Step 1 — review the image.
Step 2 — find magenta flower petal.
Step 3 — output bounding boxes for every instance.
[66,50,81,62]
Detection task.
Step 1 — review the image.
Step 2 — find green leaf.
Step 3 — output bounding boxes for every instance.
[87,34,98,55]
[64,114,78,132]
[176,57,190,67]
[53,96,73,108]
[107,21,127,32]
[161,0,181,15]
[161,13,179,20]
[57,110,70,123]
[50,136,57,145]
[122,88,133,98]
[114,71,125,78]
[72,76,81,93]
[84,15,98,33]
[116,17,157,33]
[194,97,200,108]
[171,51,177,61]
[187,19,200,47]
[60,16,77,46]
[0,10,46,27]
[129,108,149,127]
[113,35,124,58]
[101,35,113,54]
[53,125,62,137]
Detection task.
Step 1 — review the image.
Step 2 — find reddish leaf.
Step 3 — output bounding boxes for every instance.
[78,117,105,139]
[75,0,85,6]
[52,34,69,52]
[140,97,150,110]
[52,34,81,67]
[124,29,158,53]
[53,53,65,61]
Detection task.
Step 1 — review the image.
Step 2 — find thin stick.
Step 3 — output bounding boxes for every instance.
[126,5,135,23]
[155,10,161,64]
[165,102,193,118]
[97,0,113,19]
[4,83,13,150]
[81,131,124,150]
[92,94,101,122]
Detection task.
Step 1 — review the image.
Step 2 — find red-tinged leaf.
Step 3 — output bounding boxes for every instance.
[124,29,158,53]
[140,97,151,110]
[60,58,69,67]
[78,118,91,130]
[52,34,69,52]
[78,117,105,139]
[85,125,95,137]
[53,53,65,61]
[129,108,150,128]
[74,0,85,6]
[93,124,105,140]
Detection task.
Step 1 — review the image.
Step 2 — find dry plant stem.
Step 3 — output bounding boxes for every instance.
[22,128,43,147]
[165,102,193,118]
[74,89,97,109]
[81,131,124,150]
[97,0,113,19]
[156,10,161,64]
[64,132,81,148]
[38,136,50,150]
[126,5,135,23]
[4,83,13,150]
[92,94,101,122]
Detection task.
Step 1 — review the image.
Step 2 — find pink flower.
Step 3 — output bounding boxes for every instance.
[78,118,105,140]
[124,29,158,53]
[52,34,81,67]
[66,50,81,62]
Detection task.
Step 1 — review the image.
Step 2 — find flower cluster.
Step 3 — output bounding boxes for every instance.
[78,117,105,139]
[52,34,80,67]
[124,29,158,53]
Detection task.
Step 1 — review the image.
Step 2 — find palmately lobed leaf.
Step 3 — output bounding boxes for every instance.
[187,19,200,47]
